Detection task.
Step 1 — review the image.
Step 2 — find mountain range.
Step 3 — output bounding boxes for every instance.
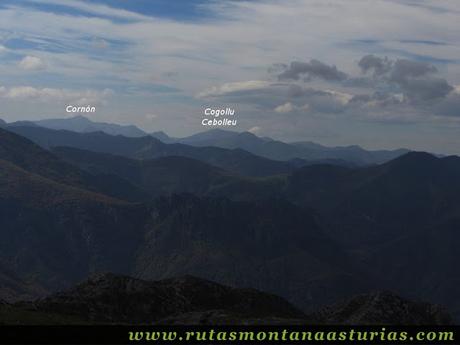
[1,119,460,323]
[33,115,146,137]
[6,125,297,177]
[1,116,409,166]
[0,129,368,309]
[173,128,409,165]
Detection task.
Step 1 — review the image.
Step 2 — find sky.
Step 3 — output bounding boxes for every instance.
[0,0,460,154]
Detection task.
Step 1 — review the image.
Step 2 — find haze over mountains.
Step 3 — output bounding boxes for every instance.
[174,129,409,165]
[33,115,147,138]
[1,116,410,166]
[1,117,460,323]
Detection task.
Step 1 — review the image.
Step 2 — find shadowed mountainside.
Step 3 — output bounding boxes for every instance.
[52,146,284,201]
[3,118,408,165]
[1,126,460,321]
[7,126,296,177]
[30,273,307,324]
[175,129,409,165]
[0,128,146,202]
[1,274,451,325]
[0,127,372,311]
[313,291,452,325]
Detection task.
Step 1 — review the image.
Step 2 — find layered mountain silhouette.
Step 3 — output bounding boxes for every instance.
[283,152,460,320]
[175,128,409,165]
[0,126,375,312]
[51,146,283,201]
[2,117,409,166]
[7,125,295,177]
[32,116,147,137]
[0,274,450,325]
[1,122,460,323]
[0,128,146,201]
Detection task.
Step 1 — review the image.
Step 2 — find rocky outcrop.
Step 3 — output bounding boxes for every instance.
[313,291,452,325]
[31,273,307,324]
[2,275,452,325]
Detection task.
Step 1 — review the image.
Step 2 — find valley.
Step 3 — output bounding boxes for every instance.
[1,119,459,323]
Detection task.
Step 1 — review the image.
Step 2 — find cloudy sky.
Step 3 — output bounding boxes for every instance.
[0,0,460,154]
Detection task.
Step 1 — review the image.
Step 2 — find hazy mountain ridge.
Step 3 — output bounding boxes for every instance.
[7,126,295,177]
[282,152,460,319]
[0,128,374,310]
[1,125,460,322]
[0,128,146,202]
[33,116,147,137]
[2,117,410,166]
[51,146,284,201]
[175,128,409,165]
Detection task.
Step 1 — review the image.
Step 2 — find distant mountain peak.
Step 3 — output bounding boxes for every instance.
[238,131,258,138]
[387,151,438,168]
[32,116,147,138]
[397,151,437,160]
[150,130,175,143]
[151,130,168,136]
[69,115,90,121]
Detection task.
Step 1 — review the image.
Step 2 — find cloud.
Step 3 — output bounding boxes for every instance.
[198,79,351,115]
[358,55,454,101]
[390,59,437,81]
[358,55,393,76]
[197,80,272,98]
[350,92,405,106]
[197,52,460,126]
[248,126,261,134]
[323,89,353,105]
[278,60,348,82]
[28,0,147,21]
[433,93,460,117]
[0,85,112,105]
[92,37,109,49]
[145,113,158,120]
[18,56,46,71]
[274,102,311,114]
[401,77,454,100]
[1,0,460,152]
[0,45,7,53]
[274,102,294,113]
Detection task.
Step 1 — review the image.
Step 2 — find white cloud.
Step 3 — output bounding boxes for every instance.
[92,37,109,49]
[28,0,148,21]
[274,102,294,113]
[323,90,353,105]
[0,45,7,53]
[0,85,112,105]
[0,0,460,151]
[248,126,261,134]
[197,81,272,98]
[18,56,46,71]
[274,102,310,114]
